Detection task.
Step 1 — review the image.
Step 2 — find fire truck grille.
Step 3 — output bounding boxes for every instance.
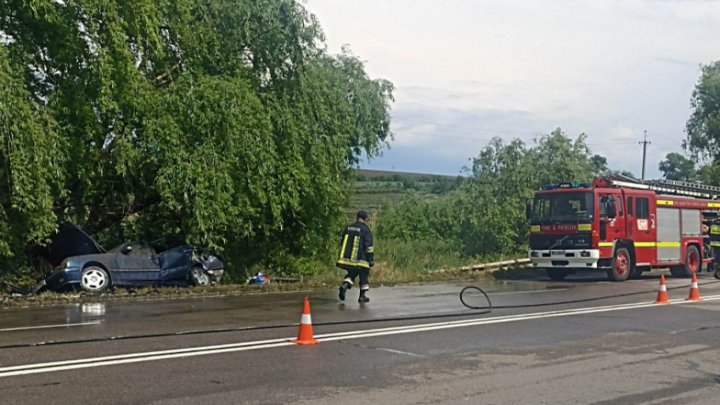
[530,232,592,250]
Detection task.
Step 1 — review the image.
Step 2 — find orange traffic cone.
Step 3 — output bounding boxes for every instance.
[293,296,319,345]
[687,272,702,301]
[655,274,669,304]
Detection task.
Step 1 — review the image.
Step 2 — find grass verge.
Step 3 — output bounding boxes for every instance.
[0,261,536,308]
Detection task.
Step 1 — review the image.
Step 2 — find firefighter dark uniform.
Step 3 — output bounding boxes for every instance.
[337,210,374,303]
[711,223,720,279]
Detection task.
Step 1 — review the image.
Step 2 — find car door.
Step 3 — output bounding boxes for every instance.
[157,246,194,284]
[113,243,161,284]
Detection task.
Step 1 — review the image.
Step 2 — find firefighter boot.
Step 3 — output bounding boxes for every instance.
[338,281,351,302]
[358,289,370,303]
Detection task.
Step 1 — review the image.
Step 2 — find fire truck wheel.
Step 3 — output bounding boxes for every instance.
[670,245,700,278]
[546,269,568,281]
[607,247,632,282]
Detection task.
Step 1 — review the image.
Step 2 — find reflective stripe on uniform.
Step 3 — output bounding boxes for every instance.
[339,235,349,259]
[367,246,374,253]
[351,238,359,260]
[337,259,370,268]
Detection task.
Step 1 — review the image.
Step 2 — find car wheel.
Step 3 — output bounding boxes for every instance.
[190,266,210,286]
[80,266,110,293]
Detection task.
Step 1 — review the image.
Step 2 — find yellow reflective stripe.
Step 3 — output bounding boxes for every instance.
[339,235,349,259]
[351,238,359,260]
[337,259,370,269]
[709,203,720,208]
[657,200,673,206]
[600,241,682,248]
[531,225,541,232]
[577,224,592,231]
[712,225,720,233]
[367,246,374,253]
[711,242,720,247]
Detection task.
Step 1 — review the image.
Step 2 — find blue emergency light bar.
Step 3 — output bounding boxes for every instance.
[543,182,591,190]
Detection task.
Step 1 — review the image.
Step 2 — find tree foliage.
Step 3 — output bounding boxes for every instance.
[0,0,393,276]
[378,129,600,257]
[686,61,720,160]
[658,152,696,181]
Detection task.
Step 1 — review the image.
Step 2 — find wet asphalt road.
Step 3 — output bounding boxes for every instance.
[2,270,720,404]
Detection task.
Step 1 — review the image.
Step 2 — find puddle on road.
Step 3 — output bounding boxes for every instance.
[65,302,106,324]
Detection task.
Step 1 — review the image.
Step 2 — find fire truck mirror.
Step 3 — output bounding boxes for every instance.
[605,197,617,219]
[525,201,532,221]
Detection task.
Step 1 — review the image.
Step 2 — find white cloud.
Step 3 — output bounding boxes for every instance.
[304,0,720,178]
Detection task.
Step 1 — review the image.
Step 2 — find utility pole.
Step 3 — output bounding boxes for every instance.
[639,130,651,181]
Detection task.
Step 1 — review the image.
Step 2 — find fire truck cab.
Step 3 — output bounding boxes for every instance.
[528,176,720,281]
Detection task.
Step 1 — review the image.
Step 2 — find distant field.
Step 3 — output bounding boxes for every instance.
[355,168,459,180]
[345,169,463,219]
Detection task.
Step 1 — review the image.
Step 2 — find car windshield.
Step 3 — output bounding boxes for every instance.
[531,191,594,224]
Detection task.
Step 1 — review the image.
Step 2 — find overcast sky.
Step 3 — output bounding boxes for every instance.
[304,0,720,178]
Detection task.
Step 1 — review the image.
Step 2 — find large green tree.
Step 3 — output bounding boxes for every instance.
[0,46,64,262]
[0,0,393,276]
[686,61,720,160]
[658,152,696,181]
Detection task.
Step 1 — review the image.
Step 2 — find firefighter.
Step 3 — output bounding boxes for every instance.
[337,210,374,303]
[711,220,720,279]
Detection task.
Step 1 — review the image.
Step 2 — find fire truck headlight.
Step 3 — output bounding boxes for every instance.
[581,251,591,257]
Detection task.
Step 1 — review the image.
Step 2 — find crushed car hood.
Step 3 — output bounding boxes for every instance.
[39,222,106,266]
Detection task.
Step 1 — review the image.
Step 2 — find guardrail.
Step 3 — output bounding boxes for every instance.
[277,258,533,280]
[459,258,532,272]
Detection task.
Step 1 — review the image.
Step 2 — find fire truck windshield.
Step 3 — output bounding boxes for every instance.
[531,191,594,224]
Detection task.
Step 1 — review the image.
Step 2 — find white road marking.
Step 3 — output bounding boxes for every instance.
[490,289,569,296]
[0,321,102,332]
[2,295,719,378]
[377,348,425,358]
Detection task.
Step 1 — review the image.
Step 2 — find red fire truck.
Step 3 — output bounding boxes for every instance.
[528,175,720,281]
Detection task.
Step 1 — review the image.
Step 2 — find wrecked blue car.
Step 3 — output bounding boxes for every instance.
[39,223,224,293]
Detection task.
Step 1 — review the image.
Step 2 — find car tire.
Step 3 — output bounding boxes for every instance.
[80,266,110,293]
[607,247,632,282]
[190,266,210,286]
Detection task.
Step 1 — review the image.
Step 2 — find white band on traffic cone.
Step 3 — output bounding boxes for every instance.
[301,314,312,324]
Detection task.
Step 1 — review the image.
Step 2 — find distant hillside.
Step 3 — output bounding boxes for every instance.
[346,169,465,220]
[354,169,461,181]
